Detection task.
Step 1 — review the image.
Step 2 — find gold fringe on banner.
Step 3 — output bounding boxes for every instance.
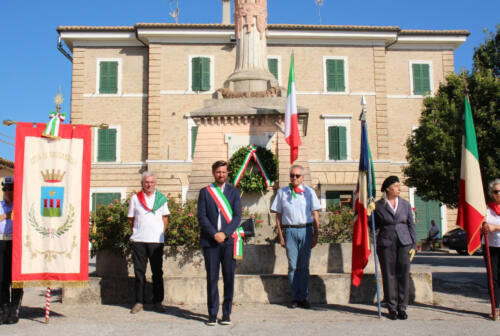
[12,281,88,289]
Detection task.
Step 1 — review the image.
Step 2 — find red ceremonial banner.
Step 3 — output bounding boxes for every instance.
[12,123,91,287]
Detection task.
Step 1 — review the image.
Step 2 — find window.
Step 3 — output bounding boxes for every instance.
[91,192,121,211]
[323,115,351,161]
[191,56,211,92]
[326,190,354,209]
[95,126,120,163]
[324,57,347,93]
[267,56,281,84]
[97,59,121,95]
[410,61,432,96]
[328,126,347,160]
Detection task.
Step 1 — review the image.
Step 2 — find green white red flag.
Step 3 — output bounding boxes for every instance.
[285,53,301,164]
[456,96,486,255]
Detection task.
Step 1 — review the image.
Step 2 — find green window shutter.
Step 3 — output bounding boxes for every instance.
[326,59,345,92]
[412,63,430,95]
[191,57,202,91]
[328,126,339,160]
[191,126,198,158]
[328,126,347,160]
[200,57,211,91]
[326,191,341,208]
[99,61,118,94]
[338,126,347,160]
[97,128,117,162]
[92,192,121,211]
[268,58,278,79]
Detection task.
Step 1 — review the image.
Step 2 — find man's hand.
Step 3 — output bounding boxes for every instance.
[214,232,226,244]
[312,231,318,248]
[409,248,416,262]
[279,235,286,248]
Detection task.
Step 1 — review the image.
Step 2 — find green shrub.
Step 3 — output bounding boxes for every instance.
[164,198,200,248]
[318,205,354,244]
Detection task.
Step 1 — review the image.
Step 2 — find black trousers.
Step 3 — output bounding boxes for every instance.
[203,243,236,317]
[0,240,23,307]
[131,242,164,304]
[378,234,411,312]
[483,245,500,308]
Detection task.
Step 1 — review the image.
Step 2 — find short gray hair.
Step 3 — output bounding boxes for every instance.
[489,178,500,193]
[141,171,156,182]
[290,165,304,174]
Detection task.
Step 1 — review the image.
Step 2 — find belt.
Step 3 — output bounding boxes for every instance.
[281,223,313,229]
[0,234,13,241]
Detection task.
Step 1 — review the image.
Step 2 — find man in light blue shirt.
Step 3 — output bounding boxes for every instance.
[270,165,321,308]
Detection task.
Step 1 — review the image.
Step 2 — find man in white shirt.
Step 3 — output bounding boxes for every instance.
[128,172,169,314]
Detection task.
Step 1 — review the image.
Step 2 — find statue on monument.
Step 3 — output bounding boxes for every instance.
[219,0,283,98]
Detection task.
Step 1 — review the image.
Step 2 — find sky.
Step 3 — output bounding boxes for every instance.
[0,0,498,162]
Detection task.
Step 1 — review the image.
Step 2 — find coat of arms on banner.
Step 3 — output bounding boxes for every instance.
[40,169,66,217]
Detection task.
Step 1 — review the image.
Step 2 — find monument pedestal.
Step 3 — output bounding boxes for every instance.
[186,97,310,201]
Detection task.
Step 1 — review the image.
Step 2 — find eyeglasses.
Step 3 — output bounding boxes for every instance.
[493,190,500,195]
[290,174,302,179]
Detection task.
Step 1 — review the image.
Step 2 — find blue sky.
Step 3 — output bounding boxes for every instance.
[0,0,498,161]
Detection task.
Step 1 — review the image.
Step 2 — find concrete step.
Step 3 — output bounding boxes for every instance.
[63,272,432,306]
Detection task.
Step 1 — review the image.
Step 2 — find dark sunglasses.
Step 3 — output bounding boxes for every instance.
[493,190,500,195]
[290,174,302,179]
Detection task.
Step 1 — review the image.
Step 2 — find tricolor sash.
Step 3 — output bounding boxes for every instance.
[206,184,233,223]
[136,189,168,214]
[232,227,245,260]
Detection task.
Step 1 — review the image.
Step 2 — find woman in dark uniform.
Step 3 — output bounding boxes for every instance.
[373,176,417,320]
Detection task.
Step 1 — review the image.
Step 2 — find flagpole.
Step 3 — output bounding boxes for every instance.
[361,96,382,318]
[483,225,497,320]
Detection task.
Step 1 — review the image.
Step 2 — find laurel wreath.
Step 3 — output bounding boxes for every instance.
[27,203,75,238]
[228,145,278,193]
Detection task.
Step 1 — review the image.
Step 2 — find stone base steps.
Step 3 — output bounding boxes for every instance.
[63,272,432,306]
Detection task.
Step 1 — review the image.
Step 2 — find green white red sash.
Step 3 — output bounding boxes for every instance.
[136,189,168,214]
[206,184,245,259]
[232,227,245,260]
[206,184,233,223]
[233,145,272,189]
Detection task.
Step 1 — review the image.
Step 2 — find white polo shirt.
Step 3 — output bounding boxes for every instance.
[128,192,169,243]
[485,206,500,248]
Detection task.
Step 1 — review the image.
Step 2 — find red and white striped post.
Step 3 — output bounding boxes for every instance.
[45,287,51,324]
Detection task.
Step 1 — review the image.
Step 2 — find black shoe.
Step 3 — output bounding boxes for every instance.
[298,300,311,309]
[220,314,232,325]
[1,304,9,324]
[206,315,217,326]
[397,310,408,320]
[388,311,398,320]
[290,300,299,308]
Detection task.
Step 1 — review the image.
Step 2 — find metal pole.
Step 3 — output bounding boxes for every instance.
[483,228,497,320]
[366,121,382,319]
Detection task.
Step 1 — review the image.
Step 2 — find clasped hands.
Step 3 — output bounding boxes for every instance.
[214,232,227,244]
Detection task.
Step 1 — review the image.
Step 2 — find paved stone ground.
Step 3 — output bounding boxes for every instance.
[2,250,499,335]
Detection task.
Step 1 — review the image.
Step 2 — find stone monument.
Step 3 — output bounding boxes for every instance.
[187,0,311,219]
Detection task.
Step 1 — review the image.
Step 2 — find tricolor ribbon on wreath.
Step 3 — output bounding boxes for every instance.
[206,183,244,260]
[233,145,272,189]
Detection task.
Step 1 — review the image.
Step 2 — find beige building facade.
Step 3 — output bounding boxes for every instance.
[58,21,468,238]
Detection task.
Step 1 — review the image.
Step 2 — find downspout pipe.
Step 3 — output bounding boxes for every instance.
[57,34,73,62]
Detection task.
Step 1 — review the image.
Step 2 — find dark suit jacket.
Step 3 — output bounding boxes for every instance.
[373,197,417,250]
[197,183,242,248]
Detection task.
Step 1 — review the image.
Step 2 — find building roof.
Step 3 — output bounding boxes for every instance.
[57,23,469,35]
[0,157,14,169]
[57,23,469,50]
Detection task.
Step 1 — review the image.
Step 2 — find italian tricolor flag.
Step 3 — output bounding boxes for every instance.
[456,96,486,255]
[285,53,301,164]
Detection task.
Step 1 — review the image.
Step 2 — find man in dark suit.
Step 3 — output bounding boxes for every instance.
[197,160,241,326]
[373,175,417,320]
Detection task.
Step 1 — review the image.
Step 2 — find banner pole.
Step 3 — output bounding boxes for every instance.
[45,286,51,324]
[368,185,382,319]
[483,227,497,320]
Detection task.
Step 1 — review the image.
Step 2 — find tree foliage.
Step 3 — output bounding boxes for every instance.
[404,26,500,207]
